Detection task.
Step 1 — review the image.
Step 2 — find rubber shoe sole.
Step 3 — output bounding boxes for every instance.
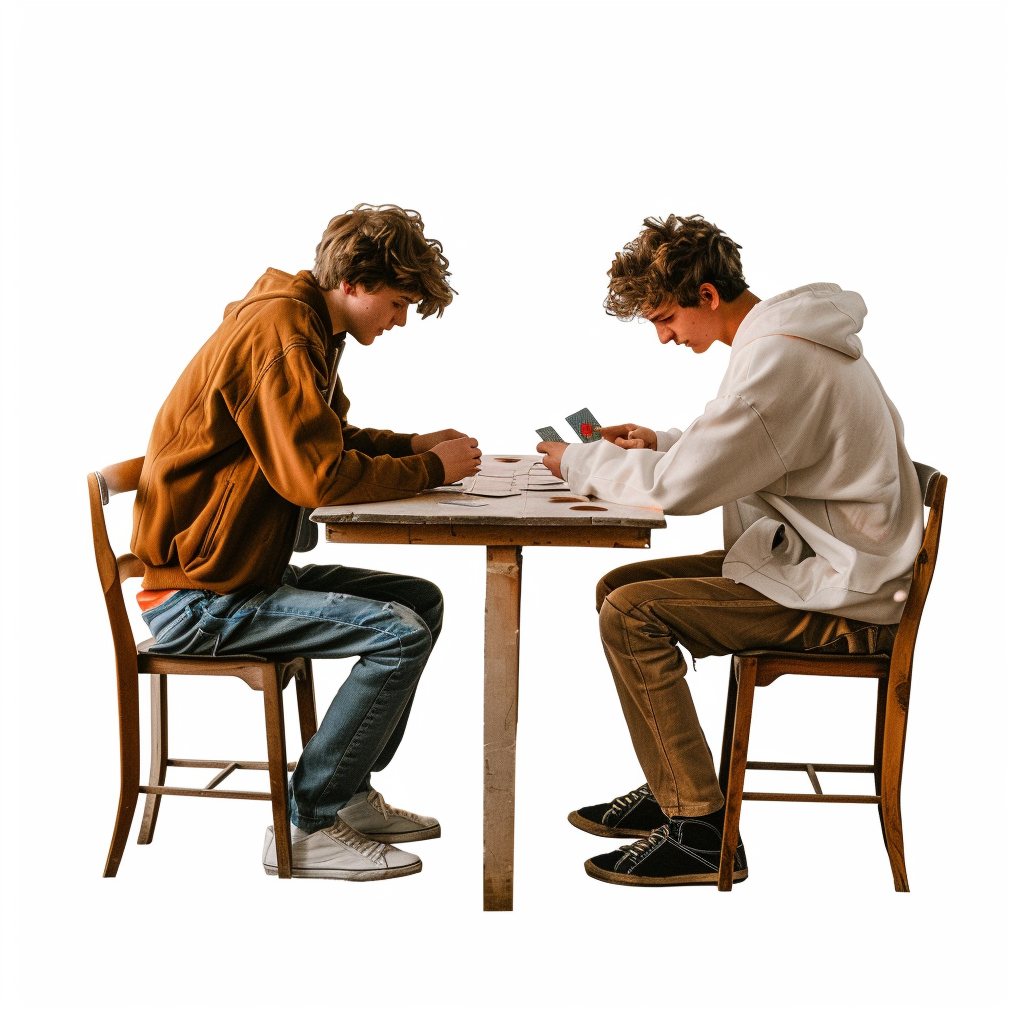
[352,824,441,843]
[264,860,422,881]
[584,859,748,887]
[567,810,652,839]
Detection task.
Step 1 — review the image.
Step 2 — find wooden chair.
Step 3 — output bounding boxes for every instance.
[717,463,946,892]
[89,457,318,879]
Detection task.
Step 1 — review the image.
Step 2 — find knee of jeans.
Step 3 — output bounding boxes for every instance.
[421,579,443,611]
[595,573,618,612]
[405,580,443,635]
[598,593,629,638]
[422,592,444,633]
[383,603,434,658]
[600,586,662,635]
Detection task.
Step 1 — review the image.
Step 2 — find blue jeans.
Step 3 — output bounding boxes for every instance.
[141,564,443,832]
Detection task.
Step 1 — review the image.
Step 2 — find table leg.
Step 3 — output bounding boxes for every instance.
[483,545,522,911]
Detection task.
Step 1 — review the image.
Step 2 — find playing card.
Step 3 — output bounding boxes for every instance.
[462,476,522,497]
[438,498,490,506]
[477,463,519,477]
[522,480,570,491]
[566,407,602,443]
[536,426,565,443]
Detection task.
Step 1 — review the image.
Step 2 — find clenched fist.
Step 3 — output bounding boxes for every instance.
[411,428,468,453]
[599,423,658,450]
[433,435,482,483]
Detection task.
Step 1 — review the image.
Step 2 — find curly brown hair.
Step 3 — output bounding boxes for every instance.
[605,214,748,319]
[313,204,455,318]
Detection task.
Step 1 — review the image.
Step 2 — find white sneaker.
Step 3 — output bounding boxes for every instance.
[262,818,421,880]
[336,786,441,842]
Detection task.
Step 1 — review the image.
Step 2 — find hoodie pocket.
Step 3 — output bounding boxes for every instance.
[723,517,801,580]
[199,482,234,560]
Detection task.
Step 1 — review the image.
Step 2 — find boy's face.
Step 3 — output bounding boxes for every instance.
[644,284,723,354]
[342,282,419,345]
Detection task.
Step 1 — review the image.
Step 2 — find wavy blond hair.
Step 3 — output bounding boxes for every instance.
[313,204,455,317]
[605,214,748,319]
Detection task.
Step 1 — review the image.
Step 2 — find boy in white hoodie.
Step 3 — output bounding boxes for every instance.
[537,215,922,887]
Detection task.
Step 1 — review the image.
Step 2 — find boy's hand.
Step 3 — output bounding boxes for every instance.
[433,436,482,483]
[411,428,468,454]
[536,441,569,479]
[599,423,657,450]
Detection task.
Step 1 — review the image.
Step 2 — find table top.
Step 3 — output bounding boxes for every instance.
[311,454,666,531]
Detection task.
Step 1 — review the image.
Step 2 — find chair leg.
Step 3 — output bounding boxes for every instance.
[137,674,168,845]
[103,669,142,877]
[295,659,318,749]
[880,674,912,892]
[873,676,889,851]
[718,658,739,792]
[719,657,756,891]
[263,670,293,879]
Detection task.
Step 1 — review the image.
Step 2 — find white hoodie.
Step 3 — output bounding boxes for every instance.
[561,283,923,624]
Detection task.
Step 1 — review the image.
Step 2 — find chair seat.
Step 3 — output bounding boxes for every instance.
[734,648,890,683]
[136,635,268,662]
[736,648,890,662]
[135,638,308,687]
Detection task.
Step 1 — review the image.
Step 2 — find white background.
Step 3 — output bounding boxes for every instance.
[1,1,1019,1019]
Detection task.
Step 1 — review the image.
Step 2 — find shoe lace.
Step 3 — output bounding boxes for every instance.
[368,787,397,819]
[618,824,671,864]
[367,787,425,823]
[326,817,388,862]
[607,784,652,818]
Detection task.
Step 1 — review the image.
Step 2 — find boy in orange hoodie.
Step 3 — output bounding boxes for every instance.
[134,205,480,880]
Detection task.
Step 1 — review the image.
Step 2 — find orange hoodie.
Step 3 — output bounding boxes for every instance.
[131,268,443,594]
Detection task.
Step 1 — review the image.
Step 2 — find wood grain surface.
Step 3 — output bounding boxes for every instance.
[311,455,666,530]
[482,546,522,911]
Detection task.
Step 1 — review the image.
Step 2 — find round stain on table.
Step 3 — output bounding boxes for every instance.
[548,496,583,503]
[571,505,606,511]
[493,458,520,463]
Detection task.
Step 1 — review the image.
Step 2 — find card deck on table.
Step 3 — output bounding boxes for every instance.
[536,426,565,443]
[566,407,601,443]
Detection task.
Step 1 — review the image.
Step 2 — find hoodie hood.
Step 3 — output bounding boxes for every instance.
[222,268,332,337]
[732,282,866,359]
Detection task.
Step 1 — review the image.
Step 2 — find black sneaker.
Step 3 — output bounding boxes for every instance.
[584,818,748,887]
[568,783,671,838]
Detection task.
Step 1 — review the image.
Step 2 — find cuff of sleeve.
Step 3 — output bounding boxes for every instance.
[560,442,584,489]
[655,431,675,453]
[383,432,417,457]
[422,450,445,488]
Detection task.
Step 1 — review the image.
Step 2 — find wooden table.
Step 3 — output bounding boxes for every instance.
[311,456,665,911]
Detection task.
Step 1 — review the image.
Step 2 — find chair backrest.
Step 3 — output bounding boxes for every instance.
[888,462,947,692]
[88,457,147,685]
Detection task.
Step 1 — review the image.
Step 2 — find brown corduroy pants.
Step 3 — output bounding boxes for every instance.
[597,551,897,817]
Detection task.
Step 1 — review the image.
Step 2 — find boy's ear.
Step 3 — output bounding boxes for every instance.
[699,283,720,310]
